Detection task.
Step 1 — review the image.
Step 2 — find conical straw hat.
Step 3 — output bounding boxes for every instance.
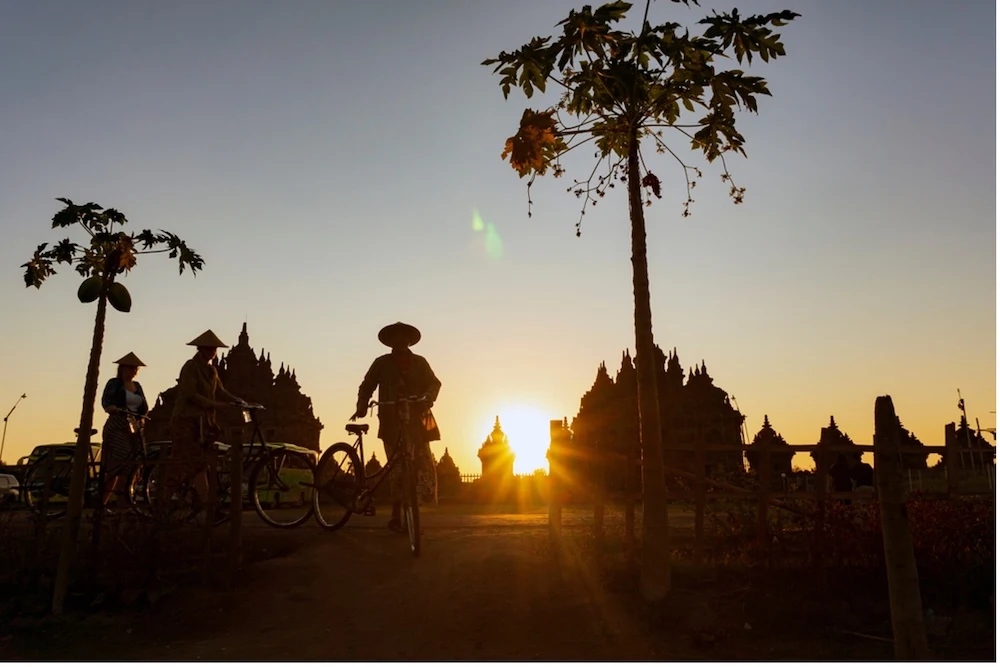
[378,322,421,347]
[187,329,229,348]
[113,351,146,367]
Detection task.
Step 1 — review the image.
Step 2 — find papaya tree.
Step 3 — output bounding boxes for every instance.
[21,198,204,614]
[483,0,797,601]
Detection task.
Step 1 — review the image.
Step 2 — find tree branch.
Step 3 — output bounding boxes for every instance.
[645,123,706,128]
[670,125,746,205]
[555,108,601,133]
[565,151,628,236]
[76,219,95,239]
[650,131,702,217]
[559,135,598,156]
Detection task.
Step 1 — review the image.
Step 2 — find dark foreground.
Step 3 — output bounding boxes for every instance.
[0,507,994,661]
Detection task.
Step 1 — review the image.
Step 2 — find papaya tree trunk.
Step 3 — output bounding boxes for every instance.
[627,126,671,601]
[52,286,109,615]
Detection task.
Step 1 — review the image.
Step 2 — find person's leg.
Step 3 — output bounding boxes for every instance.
[380,423,403,530]
[164,416,204,511]
[100,417,128,507]
[192,469,209,506]
[411,422,437,506]
[102,471,122,507]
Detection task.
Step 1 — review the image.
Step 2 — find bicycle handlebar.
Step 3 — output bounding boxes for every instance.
[233,400,266,411]
[368,395,429,408]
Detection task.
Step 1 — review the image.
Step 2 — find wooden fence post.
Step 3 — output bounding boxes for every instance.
[202,447,219,586]
[548,420,562,542]
[874,395,930,660]
[625,451,636,568]
[594,452,605,563]
[694,432,706,562]
[814,435,829,572]
[90,456,105,562]
[227,441,243,591]
[32,456,54,567]
[757,437,772,554]
[944,422,958,497]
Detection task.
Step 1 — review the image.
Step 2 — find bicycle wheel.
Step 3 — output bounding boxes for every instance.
[126,461,157,518]
[402,462,421,557]
[22,456,69,520]
[135,461,201,526]
[312,443,363,531]
[250,448,316,529]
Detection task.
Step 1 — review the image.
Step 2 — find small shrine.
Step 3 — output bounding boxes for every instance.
[436,447,462,500]
[744,415,794,485]
[478,416,515,484]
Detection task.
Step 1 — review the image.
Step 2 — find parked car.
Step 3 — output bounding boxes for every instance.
[0,473,19,506]
[19,442,103,467]
[16,442,103,502]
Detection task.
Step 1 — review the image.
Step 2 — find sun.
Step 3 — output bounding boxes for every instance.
[488,404,553,474]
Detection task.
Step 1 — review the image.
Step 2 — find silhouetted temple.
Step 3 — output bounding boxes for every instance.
[478,416,515,484]
[145,323,324,450]
[570,346,746,491]
[437,447,462,500]
[949,416,995,469]
[809,416,861,470]
[744,415,794,482]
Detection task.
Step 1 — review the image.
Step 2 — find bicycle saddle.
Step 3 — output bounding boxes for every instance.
[74,428,99,436]
[345,423,369,436]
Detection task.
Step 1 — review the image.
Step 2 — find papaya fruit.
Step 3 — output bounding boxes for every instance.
[77,276,102,304]
[107,282,132,313]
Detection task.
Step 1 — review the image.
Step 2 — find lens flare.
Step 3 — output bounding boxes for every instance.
[484,222,503,259]
[471,209,503,260]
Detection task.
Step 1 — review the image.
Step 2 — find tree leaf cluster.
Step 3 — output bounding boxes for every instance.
[22,198,205,288]
[483,0,798,225]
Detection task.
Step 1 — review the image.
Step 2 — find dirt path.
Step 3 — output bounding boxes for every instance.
[3,509,661,661]
[2,507,991,661]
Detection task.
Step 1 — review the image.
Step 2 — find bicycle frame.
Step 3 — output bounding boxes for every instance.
[349,430,407,508]
[237,403,275,469]
[327,396,426,511]
[358,396,426,498]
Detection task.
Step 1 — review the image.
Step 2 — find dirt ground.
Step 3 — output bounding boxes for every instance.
[0,506,994,661]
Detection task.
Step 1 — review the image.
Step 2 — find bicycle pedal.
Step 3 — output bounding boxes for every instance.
[363,506,376,517]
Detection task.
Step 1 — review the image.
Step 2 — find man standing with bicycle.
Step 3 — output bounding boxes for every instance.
[163,329,243,519]
[352,322,441,532]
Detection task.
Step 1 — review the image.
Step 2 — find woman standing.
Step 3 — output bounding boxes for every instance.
[100,352,149,506]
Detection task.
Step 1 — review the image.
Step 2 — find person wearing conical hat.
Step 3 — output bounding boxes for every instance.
[352,322,442,531]
[161,329,243,513]
[99,352,150,507]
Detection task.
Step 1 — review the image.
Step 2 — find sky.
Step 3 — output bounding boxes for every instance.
[0,0,995,476]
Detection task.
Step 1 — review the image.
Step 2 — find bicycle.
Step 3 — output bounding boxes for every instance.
[21,413,152,519]
[21,428,99,519]
[313,394,429,556]
[130,401,317,529]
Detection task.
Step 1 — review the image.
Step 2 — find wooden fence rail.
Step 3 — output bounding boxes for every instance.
[547,406,992,659]
[3,444,245,612]
[547,417,995,569]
